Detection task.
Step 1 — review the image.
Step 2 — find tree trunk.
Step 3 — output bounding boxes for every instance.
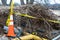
[44,0,49,4]
[26,0,29,4]
[20,0,25,5]
[30,0,34,4]
[1,0,7,5]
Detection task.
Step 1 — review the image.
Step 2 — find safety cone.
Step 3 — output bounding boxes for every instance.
[7,14,16,37]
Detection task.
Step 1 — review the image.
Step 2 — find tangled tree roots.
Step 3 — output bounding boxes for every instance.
[17,4,60,39]
[0,4,60,39]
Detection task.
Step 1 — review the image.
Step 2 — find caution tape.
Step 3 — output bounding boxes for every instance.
[6,16,10,26]
[15,12,60,24]
[47,19,60,24]
[6,0,14,26]
[15,12,37,19]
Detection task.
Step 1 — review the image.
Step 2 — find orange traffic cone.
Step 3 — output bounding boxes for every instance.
[7,15,16,37]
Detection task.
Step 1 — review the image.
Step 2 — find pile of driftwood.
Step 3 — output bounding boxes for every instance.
[0,4,60,39]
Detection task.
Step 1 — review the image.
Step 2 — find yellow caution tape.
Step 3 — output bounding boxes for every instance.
[6,15,10,26]
[47,19,60,23]
[6,0,14,26]
[15,12,60,24]
[20,14,37,18]
[15,13,37,19]
[10,0,14,15]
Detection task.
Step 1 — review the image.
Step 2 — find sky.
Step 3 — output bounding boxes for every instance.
[55,0,60,4]
[50,0,60,4]
[0,0,60,4]
[7,0,27,4]
[0,0,21,4]
[7,0,20,4]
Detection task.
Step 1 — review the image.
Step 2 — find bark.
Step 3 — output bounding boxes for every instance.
[26,0,29,4]
[29,0,34,4]
[1,0,7,5]
[20,0,25,5]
